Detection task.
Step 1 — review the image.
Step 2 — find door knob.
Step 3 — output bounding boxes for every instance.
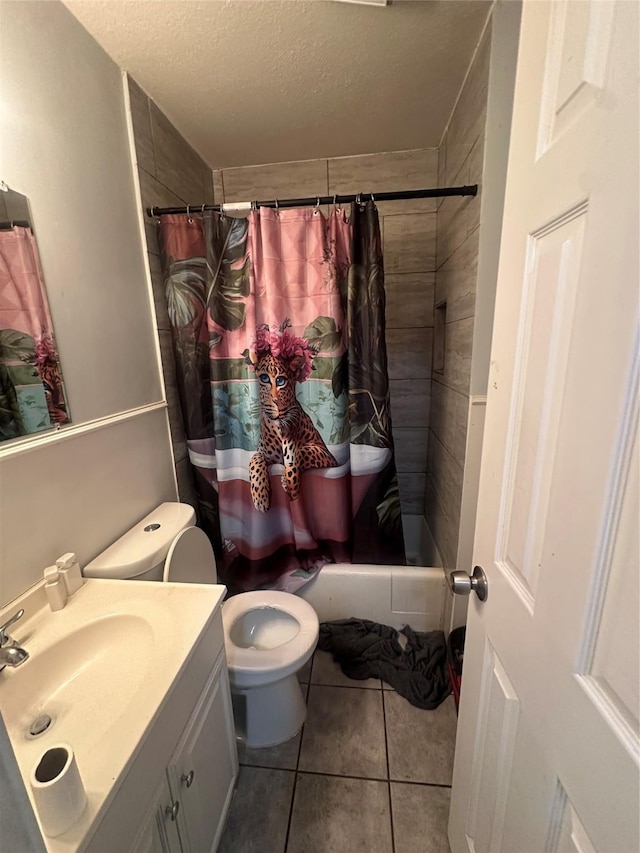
[165,801,180,821]
[448,566,488,601]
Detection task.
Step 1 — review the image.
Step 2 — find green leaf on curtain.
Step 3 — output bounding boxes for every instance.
[166,258,207,327]
[331,358,347,399]
[0,367,23,439]
[208,254,251,332]
[303,316,341,352]
[377,476,402,535]
[0,329,36,361]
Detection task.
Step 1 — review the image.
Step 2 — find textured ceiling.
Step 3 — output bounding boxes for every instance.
[63,0,491,168]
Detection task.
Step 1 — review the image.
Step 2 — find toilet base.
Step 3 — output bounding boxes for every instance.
[231,673,307,748]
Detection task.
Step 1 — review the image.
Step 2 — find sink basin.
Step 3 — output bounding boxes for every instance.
[0,577,226,851]
[2,613,154,749]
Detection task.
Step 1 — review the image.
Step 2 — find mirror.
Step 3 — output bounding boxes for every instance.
[0,184,71,442]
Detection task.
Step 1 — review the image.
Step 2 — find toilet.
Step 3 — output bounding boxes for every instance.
[83,502,318,748]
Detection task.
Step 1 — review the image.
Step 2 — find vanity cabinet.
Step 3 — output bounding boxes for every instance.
[130,778,181,853]
[86,608,238,853]
[167,652,238,853]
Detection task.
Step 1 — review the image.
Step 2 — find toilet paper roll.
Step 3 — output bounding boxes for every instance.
[30,743,87,838]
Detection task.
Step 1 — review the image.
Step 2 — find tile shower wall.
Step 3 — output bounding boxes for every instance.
[127,77,215,507]
[214,149,438,514]
[426,26,491,568]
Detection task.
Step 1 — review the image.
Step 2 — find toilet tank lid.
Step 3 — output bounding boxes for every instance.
[83,503,197,579]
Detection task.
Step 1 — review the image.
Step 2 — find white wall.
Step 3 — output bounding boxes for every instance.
[0,1,177,605]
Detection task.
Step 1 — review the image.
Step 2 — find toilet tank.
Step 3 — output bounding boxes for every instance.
[83,503,197,581]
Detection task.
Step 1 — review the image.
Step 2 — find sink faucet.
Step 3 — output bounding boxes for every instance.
[0,609,29,672]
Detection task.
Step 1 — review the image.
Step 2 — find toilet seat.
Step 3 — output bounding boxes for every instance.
[163,526,218,584]
[223,591,318,680]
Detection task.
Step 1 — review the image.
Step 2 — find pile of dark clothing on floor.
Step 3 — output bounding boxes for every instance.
[318,618,450,710]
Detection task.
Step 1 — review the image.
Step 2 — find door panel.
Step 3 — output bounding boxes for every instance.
[449,2,639,851]
[465,642,520,853]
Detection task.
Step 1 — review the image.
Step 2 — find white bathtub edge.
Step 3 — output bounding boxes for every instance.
[298,563,446,632]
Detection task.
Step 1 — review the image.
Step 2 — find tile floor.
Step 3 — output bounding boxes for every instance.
[218,650,457,853]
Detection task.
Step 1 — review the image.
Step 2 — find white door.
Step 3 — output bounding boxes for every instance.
[449,2,639,852]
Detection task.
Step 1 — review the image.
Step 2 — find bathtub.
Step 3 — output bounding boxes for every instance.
[297,514,447,632]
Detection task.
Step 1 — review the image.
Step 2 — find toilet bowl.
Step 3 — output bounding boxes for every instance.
[84,502,319,748]
[223,591,317,747]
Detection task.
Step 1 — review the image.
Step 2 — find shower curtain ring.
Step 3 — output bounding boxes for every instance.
[187,204,193,223]
[201,204,206,217]
[314,196,320,215]
[274,199,279,215]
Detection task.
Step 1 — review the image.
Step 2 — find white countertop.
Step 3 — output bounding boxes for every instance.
[0,578,226,851]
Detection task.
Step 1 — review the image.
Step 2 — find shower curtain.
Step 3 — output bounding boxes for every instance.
[158,203,405,593]
[0,225,70,440]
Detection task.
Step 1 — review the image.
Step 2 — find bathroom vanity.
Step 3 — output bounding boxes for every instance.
[0,579,238,853]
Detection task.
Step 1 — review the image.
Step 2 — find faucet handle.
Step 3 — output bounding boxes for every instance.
[0,609,24,646]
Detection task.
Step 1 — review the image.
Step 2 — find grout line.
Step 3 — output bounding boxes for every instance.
[381,690,396,853]
[380,692,396,853]
[390,779,453,790]
[283,662,313,850]
[307,681,383,691]
[242,763,451,789]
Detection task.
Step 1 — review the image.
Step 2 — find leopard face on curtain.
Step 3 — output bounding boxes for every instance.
[158,202,405,594]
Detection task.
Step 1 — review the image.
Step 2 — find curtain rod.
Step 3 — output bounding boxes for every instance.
[146,184,478,217]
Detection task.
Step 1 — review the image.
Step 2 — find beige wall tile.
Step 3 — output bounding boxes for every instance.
[394,428,428,473]
[399,473,426,514]
[328,149,438,211]
[389,380,431,427]
[437,141,447,189]
[385,273,435,329]
[222,158,328,203]
[426,432,463,564]
[435,228,479,322]
[375,198,438,217]
[444,25,491,187]
[149,252,170,331]
[145,220,160,257]
[150,102,211,203]
[437,136,484,268]
[387,328,433,380]
[127,78,155,177]
[138,167,183,211]
[442,317,473,394]
[158,330,187,461]
[424,475,458,569]
[213,170,225,204]
[429,380,468,469]
[384,213,437,274]
[202,174,215,206]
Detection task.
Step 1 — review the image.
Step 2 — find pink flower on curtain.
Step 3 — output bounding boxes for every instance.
[250,319,317,382]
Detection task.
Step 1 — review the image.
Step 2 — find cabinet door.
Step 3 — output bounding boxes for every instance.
[131,777,182,853]
[168,650,239,853]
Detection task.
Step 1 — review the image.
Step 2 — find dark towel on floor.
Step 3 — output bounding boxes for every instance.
[318,618,451,710]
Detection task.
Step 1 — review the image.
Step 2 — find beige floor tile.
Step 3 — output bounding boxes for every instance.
[288,773,393,853]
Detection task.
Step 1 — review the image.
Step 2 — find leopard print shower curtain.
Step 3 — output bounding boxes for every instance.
[158,202,405,593]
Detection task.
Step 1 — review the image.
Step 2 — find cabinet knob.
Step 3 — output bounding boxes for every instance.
[181,770,195,788]
[165,801,180,822]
